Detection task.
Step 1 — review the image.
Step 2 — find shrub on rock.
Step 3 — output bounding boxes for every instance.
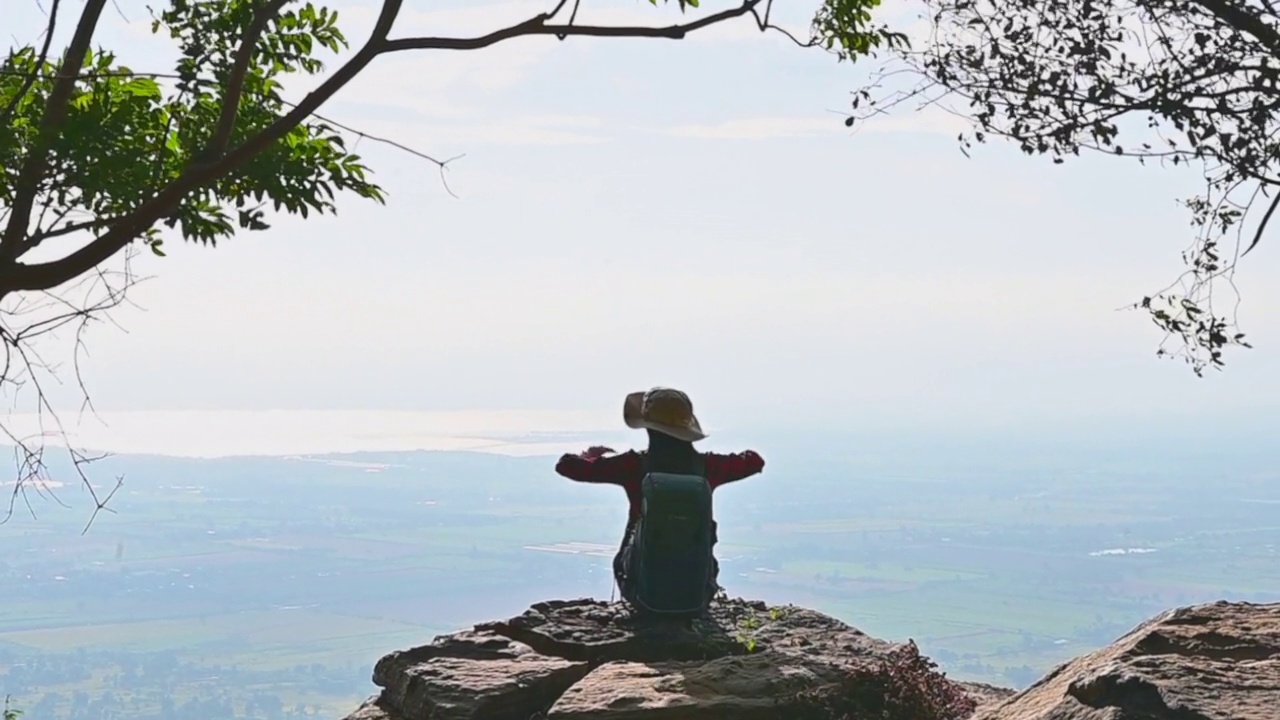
[794,640,977,720]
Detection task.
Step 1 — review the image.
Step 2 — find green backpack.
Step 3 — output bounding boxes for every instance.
[626,459,717,617]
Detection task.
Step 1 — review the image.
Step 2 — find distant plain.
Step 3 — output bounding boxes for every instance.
[2,418,1277,719]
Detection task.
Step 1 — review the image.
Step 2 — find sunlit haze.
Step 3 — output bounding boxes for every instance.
[4,3,1280,715]
[7,0,1279,451]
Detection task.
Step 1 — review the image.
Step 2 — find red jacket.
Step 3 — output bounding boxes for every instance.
[555,449,765,523]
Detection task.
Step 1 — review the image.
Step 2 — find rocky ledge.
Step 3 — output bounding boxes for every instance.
[976,599,1279,720]
[343,598,1279,720]
[344,596,1008,720]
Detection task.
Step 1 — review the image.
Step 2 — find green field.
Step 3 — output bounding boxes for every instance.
[0,610,434,655]
[2,449,1277,719]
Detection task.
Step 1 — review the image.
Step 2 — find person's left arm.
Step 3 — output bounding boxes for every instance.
[555,447,636,486]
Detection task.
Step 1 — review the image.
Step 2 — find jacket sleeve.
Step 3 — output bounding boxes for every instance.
[704,450,766,489]
[555,451,635,485]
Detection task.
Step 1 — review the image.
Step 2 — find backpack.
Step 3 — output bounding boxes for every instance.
[624,455,717,617]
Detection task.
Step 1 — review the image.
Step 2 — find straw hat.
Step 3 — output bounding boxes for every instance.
[623,387,707,442]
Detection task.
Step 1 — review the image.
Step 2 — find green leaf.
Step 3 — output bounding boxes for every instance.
[0,0,386,260]
[120,77,162,97]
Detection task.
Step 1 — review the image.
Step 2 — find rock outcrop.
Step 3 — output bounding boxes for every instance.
[976,600,1280,720]
[345,598,1279,720]
[345,597,1005,720]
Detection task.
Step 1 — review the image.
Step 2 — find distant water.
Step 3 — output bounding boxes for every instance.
[0,409,623,458]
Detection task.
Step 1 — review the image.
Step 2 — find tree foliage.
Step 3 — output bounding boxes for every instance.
[851,0,1280,375]
[0,0,893,523]
[0,3,382,264]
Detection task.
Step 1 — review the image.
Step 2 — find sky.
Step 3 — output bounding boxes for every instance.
[5,0,1280,456]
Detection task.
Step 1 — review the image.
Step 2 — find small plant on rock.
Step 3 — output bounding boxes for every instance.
[795,640,977,720]
[734,614,761,652]
[3,696,22,720]
[733,606,789,654]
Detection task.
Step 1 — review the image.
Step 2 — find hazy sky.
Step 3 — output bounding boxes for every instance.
[7,0,1280,449]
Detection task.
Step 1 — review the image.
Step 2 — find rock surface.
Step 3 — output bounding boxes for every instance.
[976,600,1280,720]
[345,598,1280,720]
[346,597,1005,720]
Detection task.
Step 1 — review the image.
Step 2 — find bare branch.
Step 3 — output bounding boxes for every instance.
[749,4,814,50]
[0,0,109,262]
[378,0,762,53]
[1243,186,1280,256]
[82,475,124,535]
[314,113,465,198]
[0,250,141,529]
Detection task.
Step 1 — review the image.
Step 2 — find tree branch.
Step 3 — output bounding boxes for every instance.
[0,0,406,297]
[26,216,122,248]
[0,0,61,127]
[1184,0,1280,57]
[1243,186,1280,256]
[0,0,109,263]
[0,0,762,296]
[200,0,294,162]
[377,0,762,52]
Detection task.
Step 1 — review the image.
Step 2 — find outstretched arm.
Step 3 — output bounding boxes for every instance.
[554,447,639,485]
[705,450,766,489]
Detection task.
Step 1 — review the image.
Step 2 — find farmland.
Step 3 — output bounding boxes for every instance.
[1,447,1277,718]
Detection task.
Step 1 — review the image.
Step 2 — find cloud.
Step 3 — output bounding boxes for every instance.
[652,96,971,143]
[440,114,610,146]
[326,112,610,148]
[658,116,842,140]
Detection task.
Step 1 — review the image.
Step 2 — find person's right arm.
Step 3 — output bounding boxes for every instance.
[704,450,766,489]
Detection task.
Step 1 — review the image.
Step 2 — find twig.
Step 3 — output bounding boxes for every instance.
[0,0,61,127]
[0,250,141,528]
[1242,189,1280,256]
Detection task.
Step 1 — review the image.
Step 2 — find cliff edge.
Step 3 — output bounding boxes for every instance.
[343,596,1007,720]
[975,599,1279,720]
[343,597,1278,720]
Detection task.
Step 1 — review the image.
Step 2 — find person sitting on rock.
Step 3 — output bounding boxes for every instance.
[555,387,765,615]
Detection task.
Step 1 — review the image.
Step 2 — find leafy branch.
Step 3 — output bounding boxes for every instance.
[0,0,893,526]
[848,0,1280,375]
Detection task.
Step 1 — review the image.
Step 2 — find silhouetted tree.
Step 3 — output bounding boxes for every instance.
[855,0,1280,374]
[1,0,900,523]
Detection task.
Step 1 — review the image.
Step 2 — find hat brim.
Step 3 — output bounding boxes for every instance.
[623,390,708,442]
